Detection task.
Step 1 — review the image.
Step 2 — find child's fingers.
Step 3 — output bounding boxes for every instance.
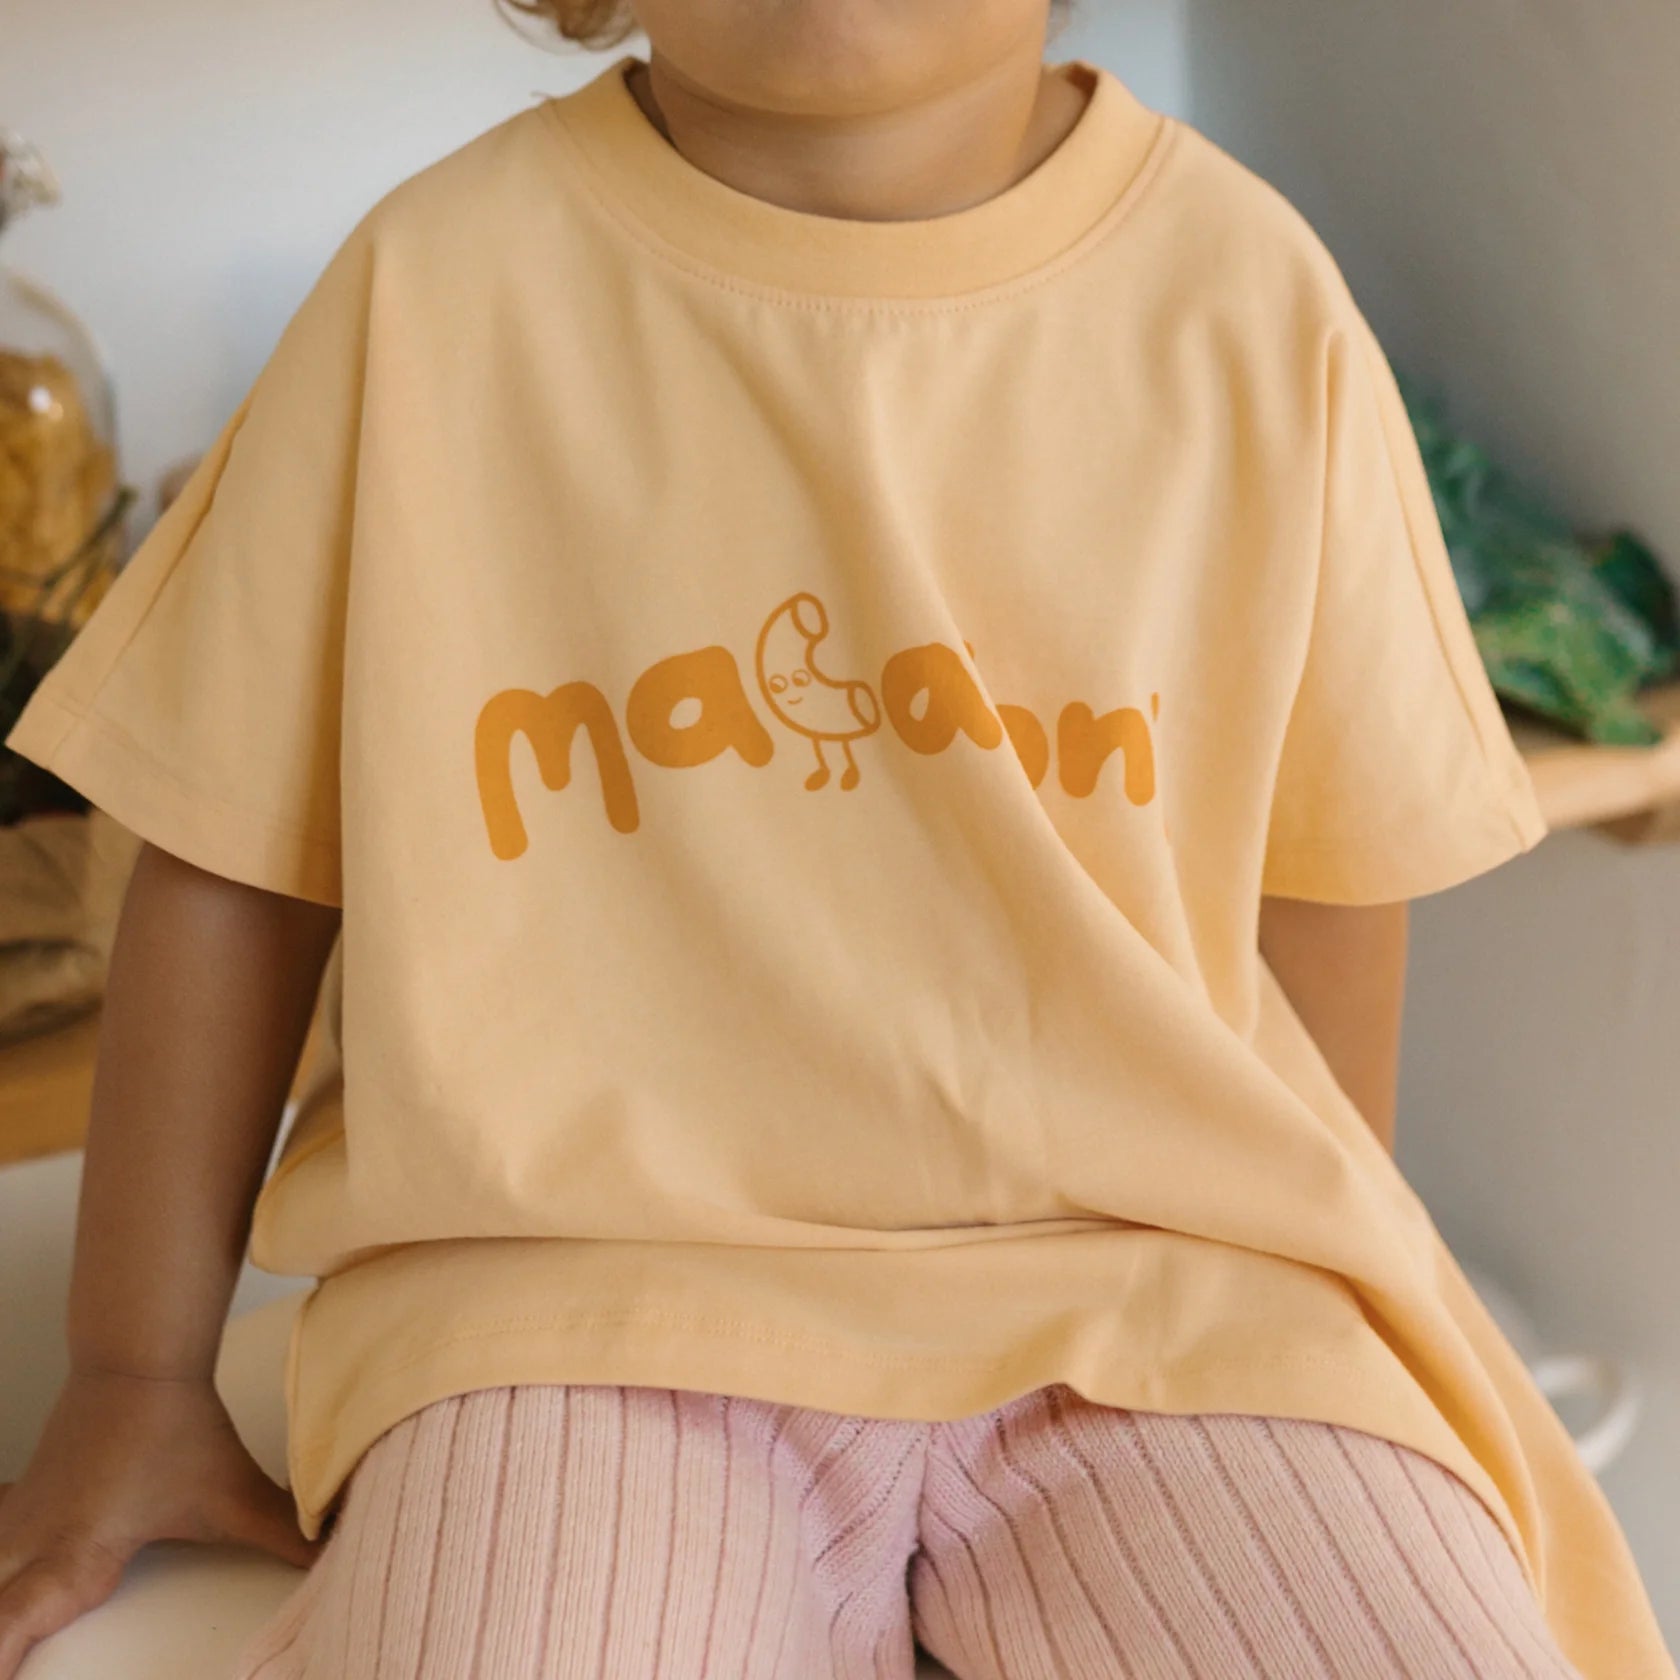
[0,1543,129,1680]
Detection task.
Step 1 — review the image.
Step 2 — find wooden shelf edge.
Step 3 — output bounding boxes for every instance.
[1509,678,1680,840]
[0,1005,330,1172]
[0,1007,102,1166]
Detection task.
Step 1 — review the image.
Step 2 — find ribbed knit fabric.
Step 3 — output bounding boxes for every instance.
[229,1382,1585,1679]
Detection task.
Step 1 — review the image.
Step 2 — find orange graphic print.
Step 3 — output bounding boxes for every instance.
[474,595,1158,856]
[1059,700,1156,803]
[754,593,881,791]
[477,680,640,855]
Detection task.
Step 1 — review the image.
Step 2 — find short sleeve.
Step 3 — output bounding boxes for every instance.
[1260,306,1550,904]
[3,225,373,909]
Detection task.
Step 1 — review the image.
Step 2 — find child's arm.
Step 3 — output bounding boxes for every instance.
[0,840,339,1679]
[1258,897,1409,1154]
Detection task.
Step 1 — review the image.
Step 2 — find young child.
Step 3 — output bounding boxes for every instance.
[0,2,1672,1677]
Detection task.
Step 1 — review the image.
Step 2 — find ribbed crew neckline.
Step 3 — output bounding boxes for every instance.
[543,54,1166,301]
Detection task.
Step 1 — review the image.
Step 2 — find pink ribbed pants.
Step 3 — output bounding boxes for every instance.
[230,1382,1584,1679]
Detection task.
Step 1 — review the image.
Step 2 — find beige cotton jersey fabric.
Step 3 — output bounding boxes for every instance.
[8,54,1672,1679]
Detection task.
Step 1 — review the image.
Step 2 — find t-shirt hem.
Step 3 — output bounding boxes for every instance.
[281,1300,1532,1601]
[5,688,342,908]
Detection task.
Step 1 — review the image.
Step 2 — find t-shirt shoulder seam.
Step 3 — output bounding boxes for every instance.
[1354,323,1524,796]
[74,401,255,722]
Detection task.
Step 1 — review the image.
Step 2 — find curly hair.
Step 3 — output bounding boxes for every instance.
[503,0,1075,51]
[501,0,639,49]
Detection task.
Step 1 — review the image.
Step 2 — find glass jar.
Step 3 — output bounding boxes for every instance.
[0,128,134,823]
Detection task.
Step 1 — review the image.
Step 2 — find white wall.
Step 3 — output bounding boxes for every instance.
[1186,0,1680,1641]
[1185,0,1680,553]
[1060,0,1188,117]
[3,0,597,504]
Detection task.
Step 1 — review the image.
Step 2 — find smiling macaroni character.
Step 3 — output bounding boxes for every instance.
[754,592,882,790]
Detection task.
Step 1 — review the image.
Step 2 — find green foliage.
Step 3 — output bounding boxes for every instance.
[1400,374,1679,745]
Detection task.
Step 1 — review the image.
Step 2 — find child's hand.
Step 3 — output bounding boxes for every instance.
[0,1367,322,1679]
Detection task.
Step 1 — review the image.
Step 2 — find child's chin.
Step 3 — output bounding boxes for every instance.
[677,9,953,117]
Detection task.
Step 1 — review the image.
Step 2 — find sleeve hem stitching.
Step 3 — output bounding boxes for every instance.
[1265,769,1545,861]
[20,689,340,857]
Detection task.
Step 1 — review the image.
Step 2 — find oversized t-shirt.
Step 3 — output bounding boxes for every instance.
[8,53,1672,1680]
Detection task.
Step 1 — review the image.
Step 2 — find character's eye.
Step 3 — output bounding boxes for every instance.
[769,674,787,694]
[791,668,811,687]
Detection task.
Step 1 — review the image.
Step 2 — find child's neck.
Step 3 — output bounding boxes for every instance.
[625,51,1094,224]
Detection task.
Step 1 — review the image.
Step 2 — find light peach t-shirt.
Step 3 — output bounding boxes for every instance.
[8,53,1671,1679]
